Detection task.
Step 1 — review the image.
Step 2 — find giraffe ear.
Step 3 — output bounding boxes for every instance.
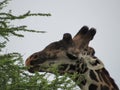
[63,33,72,43]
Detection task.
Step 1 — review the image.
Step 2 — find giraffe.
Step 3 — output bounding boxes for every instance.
[25,26,119,90]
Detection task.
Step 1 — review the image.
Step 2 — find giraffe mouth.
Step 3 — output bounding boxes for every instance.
[27,60,55,73]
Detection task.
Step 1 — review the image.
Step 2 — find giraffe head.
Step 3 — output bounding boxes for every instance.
[25,32,78,73]
[25,26,119,90]
[25,26,96,74]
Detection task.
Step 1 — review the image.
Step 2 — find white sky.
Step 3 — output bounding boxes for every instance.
[2,0,120,88]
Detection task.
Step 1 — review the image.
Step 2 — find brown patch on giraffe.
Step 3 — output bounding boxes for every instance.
[101,68,111,86]
[81,79,87,86]
[89,70,99,82]
[89,84,98,90]
[101,85,109,90]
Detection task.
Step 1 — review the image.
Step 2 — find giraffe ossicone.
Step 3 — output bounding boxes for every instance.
[25,26,119,90]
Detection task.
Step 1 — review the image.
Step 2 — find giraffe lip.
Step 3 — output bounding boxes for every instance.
[28,64,50,73]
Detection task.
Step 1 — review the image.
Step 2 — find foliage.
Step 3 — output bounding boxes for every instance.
[0,0,77,90]
[0,0,51,41]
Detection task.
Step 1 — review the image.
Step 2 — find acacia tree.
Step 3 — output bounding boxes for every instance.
[0,0,76,90]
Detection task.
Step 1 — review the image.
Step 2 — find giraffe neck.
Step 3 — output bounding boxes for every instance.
[73,55,119,90]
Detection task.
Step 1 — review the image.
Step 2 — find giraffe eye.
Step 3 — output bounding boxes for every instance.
[66,53,78,60]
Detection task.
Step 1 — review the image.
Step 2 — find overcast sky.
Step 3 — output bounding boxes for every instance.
[3,0,120,88]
